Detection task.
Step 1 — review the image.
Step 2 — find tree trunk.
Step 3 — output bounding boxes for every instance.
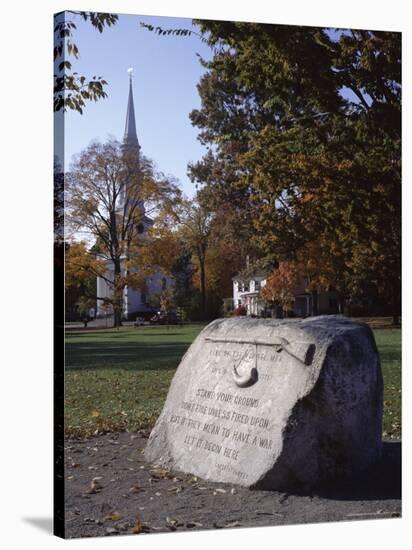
[199,255,207,321]
[337,292,346,315]
[114,308,122,328]
[311,290,318,316]
[113,259,123,328]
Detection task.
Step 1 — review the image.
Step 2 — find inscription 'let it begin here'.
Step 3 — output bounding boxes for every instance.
[168,386,275,473]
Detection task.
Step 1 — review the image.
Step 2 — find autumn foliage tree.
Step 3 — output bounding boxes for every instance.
[66,138,180,327]
[186,23,401,322]
[160,196,213,320]
[65,241,100,319]
[260,262,300,315]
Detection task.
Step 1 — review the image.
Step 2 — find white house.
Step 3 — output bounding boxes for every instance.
[96,72,174,320]
[232,271,339,318]
[232,272,267,316]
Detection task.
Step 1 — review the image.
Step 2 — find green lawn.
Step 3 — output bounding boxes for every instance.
[65,324,206,437]
[64,324,401,439]
[373,329,401,438]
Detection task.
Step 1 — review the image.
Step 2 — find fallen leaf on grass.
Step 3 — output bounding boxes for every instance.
[166,517,184,530]
[149,468,173,480]
[130,517,151,534]
[167,486,183,494]
[105,512,122,521]
[85,478,103,494]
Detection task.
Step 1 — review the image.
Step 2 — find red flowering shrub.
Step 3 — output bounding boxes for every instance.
[233,305,247,316]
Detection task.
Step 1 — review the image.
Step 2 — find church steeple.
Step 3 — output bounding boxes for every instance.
[120,68,144,214]
[124,68,139,148]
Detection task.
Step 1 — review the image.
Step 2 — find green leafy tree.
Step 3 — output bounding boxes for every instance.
[164,197,213,320]
[54,11,118,113]
[188,23,401,322]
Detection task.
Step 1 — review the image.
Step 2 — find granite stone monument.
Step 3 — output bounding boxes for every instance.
[145,316,383,490]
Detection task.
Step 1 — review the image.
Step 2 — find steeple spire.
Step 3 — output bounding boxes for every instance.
[124,68,139,147]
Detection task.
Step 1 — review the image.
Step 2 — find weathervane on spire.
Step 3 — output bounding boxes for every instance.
[127,67,134,81]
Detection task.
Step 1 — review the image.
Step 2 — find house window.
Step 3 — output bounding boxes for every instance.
[238,281,249,292]
[238,299,242,307]
[137,223,144,234]
[254,280,261,290]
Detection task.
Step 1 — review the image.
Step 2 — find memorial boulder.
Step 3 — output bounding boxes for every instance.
[145,316,383,490]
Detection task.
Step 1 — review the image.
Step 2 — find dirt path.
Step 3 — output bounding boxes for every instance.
[64,432,401,539]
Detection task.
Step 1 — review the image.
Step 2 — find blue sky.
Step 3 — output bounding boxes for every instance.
[59,14,361,198]
[61,12,213,197]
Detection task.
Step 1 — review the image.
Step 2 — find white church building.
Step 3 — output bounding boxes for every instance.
[96,72,174,320]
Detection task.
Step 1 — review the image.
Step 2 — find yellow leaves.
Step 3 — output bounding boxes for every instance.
[91,410,100,418]
[65,241,106,289]
[130,516,150,534]
[130,519,143,534]
[106,512,122,521]
[136,225,181,276]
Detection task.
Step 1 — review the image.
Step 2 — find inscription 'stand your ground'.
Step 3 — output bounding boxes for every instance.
[145,316,383,490]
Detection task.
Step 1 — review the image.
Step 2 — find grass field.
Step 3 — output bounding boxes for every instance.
[374,329,401,438]
[64,324,401,439]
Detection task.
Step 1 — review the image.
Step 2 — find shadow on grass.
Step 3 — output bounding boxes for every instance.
[66,341,190,370]
[65,330,186,339]
[314,441,401,501]
[377,346,402,363]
